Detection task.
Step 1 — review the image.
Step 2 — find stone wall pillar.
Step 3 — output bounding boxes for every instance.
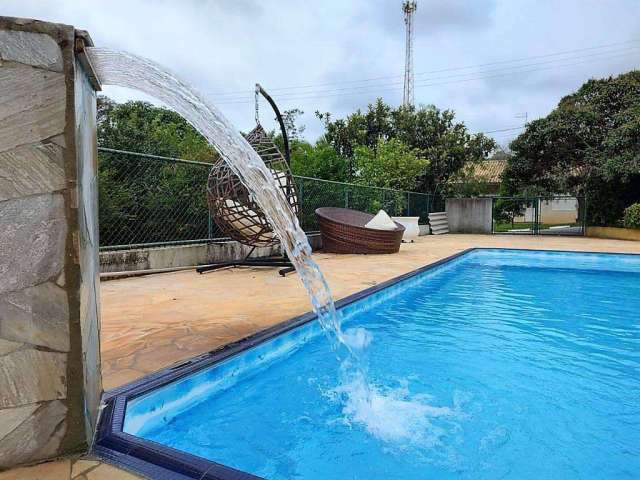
[0,17,102,469]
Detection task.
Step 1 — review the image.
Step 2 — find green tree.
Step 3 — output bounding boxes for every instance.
[97,97,216,161]
[353,138,427,191]
[97,97,215,246]
[317,98,495,191]
[290,139,349,181]
[271,108,307,157]
[502,70,640,226]
[281,108,306,141]
[267,108,349,181]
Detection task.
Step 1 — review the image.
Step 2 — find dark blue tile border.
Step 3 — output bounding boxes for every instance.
[93,247,640,479]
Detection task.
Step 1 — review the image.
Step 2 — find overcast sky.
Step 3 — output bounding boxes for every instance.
[4,0,639,147]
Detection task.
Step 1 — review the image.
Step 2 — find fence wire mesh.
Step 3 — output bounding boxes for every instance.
[491,196,586,236]
[98,148,439,249]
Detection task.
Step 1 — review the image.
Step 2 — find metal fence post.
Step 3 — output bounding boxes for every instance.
[208,209,212,240]
[582,195,588,236]
[490,197,495,234]
[298,178,303,211]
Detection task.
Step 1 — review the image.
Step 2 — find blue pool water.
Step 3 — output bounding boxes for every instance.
[124,249,640,479]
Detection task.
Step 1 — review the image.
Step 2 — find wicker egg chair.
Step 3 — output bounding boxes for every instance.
[196,85,298,276]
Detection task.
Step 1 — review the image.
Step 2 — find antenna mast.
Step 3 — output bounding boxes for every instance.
[402,0,417,107]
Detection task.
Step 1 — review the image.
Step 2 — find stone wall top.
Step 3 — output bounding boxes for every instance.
[0,16,75,44]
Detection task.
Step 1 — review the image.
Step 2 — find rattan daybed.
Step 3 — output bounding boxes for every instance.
[315,207,405,254]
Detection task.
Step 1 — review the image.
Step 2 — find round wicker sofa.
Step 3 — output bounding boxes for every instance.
[315,207,405,254]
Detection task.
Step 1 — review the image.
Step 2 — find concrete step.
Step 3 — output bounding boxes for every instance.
[428,211,449,235]
[429,218,448,226]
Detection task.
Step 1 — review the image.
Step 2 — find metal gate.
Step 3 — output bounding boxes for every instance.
[491,196,586,236]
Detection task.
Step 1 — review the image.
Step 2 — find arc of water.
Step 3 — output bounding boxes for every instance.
[86,48,347,349]
[86,50,451,447]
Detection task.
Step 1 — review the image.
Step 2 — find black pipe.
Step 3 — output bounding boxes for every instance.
[256,83,291,166]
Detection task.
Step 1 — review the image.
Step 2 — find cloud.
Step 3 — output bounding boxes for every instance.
[416,0,496,32]
[374,0,497,34]
[2,0,638,144]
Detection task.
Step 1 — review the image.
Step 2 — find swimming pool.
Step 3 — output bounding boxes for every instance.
[97,248,640,479]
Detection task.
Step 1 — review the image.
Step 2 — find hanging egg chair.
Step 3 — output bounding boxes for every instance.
[206,124,298,248]
[197,84,299,275]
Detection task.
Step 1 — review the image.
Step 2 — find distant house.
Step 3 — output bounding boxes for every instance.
[451,157,580,227]
[516,197,580,225]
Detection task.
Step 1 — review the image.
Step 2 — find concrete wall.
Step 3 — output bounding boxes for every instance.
[0,17,101,469]
[100,233,323,273]
[587,226,640,242]
[446,198,493,234]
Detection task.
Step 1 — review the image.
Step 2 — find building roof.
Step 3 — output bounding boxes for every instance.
[457,159,506,184]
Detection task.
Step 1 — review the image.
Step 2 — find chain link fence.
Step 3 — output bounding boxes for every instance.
[491,196,586,236]
[98,148,440,250]
[295,176,440,232]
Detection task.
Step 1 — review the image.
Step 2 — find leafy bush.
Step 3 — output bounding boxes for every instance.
[623,203,640,229]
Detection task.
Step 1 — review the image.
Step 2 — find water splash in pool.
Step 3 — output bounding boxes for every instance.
[331,367,456,444]
[87,48,440,446]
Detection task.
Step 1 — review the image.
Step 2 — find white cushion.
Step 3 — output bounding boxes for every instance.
[217,168,296,241]
[365,210,397,231]
[221,199,274,239]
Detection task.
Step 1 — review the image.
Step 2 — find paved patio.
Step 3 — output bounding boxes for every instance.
[3,234,639,479]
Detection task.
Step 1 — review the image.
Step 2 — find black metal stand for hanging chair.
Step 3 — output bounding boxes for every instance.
[196,246,295,277]
[197,84,298,277]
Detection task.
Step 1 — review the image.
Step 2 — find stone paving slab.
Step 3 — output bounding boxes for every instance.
[99,234,640,390]
[3,235,640,478]
[0,457,141,479]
